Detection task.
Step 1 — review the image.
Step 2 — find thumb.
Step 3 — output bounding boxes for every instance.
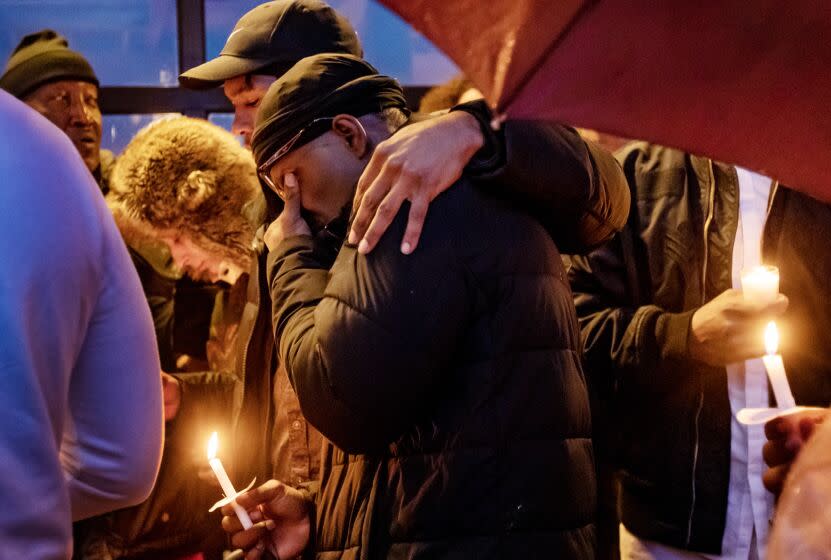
[769,293,789,314]
[282,172,301,216]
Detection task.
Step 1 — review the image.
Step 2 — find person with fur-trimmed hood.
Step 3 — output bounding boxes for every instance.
[74,116,262,559]
[109,117,261,286]
[109,114,321,496]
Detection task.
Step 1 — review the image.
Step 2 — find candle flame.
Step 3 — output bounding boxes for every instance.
[765,321,779,355]
[207,431,218,460]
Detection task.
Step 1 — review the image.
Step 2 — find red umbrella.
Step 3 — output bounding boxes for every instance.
[381,0,831,202]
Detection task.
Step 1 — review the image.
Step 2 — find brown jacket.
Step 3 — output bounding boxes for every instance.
[230,248,324,489]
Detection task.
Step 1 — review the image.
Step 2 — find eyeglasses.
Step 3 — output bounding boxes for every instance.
[257,117,334,198]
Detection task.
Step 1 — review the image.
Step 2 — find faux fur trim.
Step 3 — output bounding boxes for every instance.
[109,116,263,265]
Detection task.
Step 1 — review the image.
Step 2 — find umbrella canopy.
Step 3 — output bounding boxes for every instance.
[382,0,831,202]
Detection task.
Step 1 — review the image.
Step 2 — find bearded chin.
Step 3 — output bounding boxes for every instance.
[303,201,351,235]
[301,208,328,234]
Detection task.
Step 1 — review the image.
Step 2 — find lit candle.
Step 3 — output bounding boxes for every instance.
[761,322,796,410]
[741,265,779,304]
[207,432,252,529]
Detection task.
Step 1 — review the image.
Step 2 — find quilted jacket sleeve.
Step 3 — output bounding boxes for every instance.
[267,198,469,454]
[455,100,630,254]
[568,250,695,395]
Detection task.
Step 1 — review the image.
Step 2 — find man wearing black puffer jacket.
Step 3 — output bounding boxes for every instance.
[220,53,601,559]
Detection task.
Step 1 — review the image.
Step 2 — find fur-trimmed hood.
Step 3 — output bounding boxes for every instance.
[109,116,264,270]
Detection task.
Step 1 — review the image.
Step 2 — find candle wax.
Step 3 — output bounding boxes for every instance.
[762,353,796,410]
[209,457,253,529]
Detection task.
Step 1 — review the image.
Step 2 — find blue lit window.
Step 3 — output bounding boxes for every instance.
[0,0,179,87]
[1,0,452,149]
[102,113,180,155]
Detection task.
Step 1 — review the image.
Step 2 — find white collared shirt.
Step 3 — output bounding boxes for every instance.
[620,167,773,560]
[720,166,774,560]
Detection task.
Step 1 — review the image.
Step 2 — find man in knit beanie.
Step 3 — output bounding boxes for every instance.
[1,29,108,188]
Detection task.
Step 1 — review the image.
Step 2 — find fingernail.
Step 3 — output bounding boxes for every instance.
[284,172,297,187]
[264,519,276,531]
[348,230,358,245]
[358,239,369,254]
[401,242,412,254]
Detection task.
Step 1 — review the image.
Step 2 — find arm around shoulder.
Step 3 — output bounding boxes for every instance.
[457,100,630,253]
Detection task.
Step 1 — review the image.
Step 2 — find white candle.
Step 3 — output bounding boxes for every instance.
[741,265,779,304]
[207,432,252,529]
[762,322,796,410]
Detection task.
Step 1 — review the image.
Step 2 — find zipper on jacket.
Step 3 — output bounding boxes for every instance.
[686,391,705,546]
[700,161,717,304]
[240,259,261,386]
[686,160,717,545]
[761,181,779,259]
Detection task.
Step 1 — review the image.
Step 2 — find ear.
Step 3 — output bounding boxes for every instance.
[331,114,369,158]
[179,170,217,209]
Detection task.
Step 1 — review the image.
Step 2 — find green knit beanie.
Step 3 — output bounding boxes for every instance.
[0,29,99,99]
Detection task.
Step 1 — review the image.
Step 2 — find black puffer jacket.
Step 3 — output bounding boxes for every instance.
[268,176,597,558]
[237,110,628,490]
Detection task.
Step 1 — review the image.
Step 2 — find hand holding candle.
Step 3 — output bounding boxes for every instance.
[207,432,252,530]
[688,288,787,366]
[219,479,313,560]
[734,265,797,424]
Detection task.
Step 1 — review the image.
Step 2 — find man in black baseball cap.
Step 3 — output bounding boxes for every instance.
[177,0,364,500]
[180,0,361,89]
[1,29,107,185]
[180,0,362,147]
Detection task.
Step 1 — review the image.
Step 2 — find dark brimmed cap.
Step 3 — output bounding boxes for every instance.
[179,0,362,89]
[251,53,408,165]
[0,29,98,99]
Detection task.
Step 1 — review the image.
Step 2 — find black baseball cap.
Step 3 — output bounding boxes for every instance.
[251,53,408,165]
[179,0,362,89]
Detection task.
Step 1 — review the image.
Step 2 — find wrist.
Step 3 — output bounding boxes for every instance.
[450,99,502,174]
[449,110,484,154]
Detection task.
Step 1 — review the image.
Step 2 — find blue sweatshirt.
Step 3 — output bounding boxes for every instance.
[0,91,163,559]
